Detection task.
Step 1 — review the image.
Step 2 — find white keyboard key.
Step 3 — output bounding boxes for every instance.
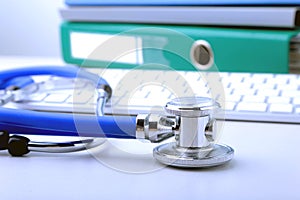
[267,96,291,104]
[293,97,300,105]
[147,91,172,100]
[230,82,253,89]
[276,84,299,91]
[224,88,233,96]
[44,94,70,103]
[193,92,211,98]
[289,79,300,86]
[236,102,267,112]
[128,98,166,107]
[252,73,274,79]
[229,73,251,80]
[132,88,150,98]
[168,94,176,100]
[271,74,291,83]
[275,74,296,81]
[224,102,236,111]
[281,90,300,98]
[219,72,231,79]
[220,81,231,88]
[223,77,243,85]
[243,77,265,84]
[269,103,293,113]
[257,89,279,97]
[185,80,208,91]
[67,93,93,104]
[253,83,275,90]
[242,96,266,103]
[232,89,256,96]
[296,107,300,114]
[29,93,48,102]
[225,95,241,102]
[266,77,288,85]
[185,71,201,82]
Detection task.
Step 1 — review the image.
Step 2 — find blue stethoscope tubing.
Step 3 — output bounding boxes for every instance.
[0,108,136,139]
[0,65,136,139]
[0,65,109,91]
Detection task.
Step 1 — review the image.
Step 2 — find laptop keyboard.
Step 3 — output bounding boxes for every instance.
[11,69,300,124]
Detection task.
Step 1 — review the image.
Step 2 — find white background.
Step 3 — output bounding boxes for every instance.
[0,0,64,57]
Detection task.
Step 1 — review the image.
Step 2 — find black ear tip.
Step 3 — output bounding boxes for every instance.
[0,130,9,150]
[8,135,30,157]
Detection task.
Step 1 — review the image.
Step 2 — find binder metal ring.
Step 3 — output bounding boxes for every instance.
[190,40,214,70]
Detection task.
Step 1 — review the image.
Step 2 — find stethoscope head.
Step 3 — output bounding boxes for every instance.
[153,97,234,168]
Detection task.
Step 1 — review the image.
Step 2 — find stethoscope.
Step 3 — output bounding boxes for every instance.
[0,65,234,168]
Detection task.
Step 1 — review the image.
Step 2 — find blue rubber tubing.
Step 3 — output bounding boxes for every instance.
[0,107,137,139]
[0,65,110,90]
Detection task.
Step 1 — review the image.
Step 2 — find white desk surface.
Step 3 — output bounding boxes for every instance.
[0,56,300,200]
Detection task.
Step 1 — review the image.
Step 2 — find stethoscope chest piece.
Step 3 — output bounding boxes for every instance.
[153,143,234,168]
[153,97,234,168]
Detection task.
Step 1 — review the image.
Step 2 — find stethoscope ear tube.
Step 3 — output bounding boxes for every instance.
[0,130,105,156]
[0,66,112,99]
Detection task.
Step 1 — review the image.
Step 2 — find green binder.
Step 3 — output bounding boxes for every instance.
[61,22,300,73]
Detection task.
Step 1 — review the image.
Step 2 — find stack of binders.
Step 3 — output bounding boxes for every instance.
[60,0,300,73]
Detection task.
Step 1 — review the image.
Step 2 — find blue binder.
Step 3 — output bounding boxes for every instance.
[65,0,300,6]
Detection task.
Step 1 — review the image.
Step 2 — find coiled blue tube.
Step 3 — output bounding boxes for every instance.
[0,65,130,138]
[0,107,137,139]
[0,65,111,94]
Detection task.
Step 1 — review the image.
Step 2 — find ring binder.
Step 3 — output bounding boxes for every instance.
[65,0,300,6]
[60,6,300,28]
[61,22,300,73]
